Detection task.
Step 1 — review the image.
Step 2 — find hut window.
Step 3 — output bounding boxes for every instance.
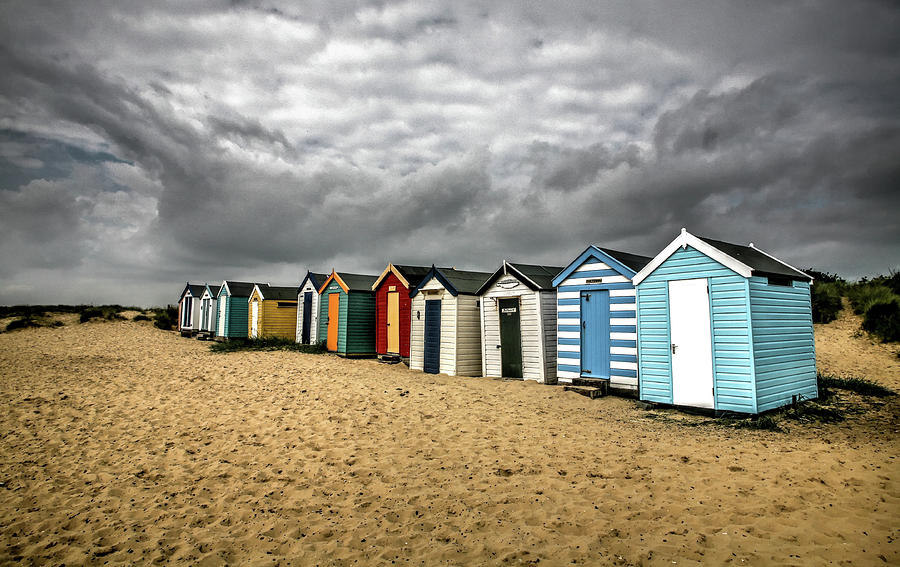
[277,302,294,308]
[767,276,793,287]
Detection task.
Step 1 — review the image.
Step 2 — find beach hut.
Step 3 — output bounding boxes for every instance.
[295,271,329,345]
[317,271,379,356]
[248,284,299,340]
[551,246,653,395]
[198,284,221,337]
[215,281,256,339]
[633,228,816,414]
[409,267,492,376]
[177,283,205,336]
[476,262,563,383]
[371,264,433,361]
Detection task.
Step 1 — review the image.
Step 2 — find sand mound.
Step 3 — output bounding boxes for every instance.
[0,310,897,565]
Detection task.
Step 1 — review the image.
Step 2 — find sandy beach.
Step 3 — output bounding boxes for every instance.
[1,309,897,566]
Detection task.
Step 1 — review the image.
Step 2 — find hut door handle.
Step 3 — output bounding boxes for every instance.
[671,343,677,354]
[582,321,586,329]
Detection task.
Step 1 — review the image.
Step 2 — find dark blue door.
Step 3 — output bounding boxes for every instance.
[301,292,313,344]
[581,290,610,379]
[423,300,441,374]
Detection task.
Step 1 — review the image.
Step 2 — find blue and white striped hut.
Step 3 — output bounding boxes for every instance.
[633,229,816,414]
[551,246,652,394]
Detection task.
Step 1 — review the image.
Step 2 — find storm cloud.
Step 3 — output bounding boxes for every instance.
[1,0,898,305]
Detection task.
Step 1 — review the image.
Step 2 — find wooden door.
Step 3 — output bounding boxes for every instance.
[327,293,340,351]
[250,300,259,338]
[580,290,610,378]
[669,278,714,408]
[181,299,191,328]
[217,296,227,336]
[387,292,400,354]
[423,299,441,374]
[499,297,522,378]
[302,292,313,344]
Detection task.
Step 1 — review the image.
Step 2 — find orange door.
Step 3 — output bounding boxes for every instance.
[327,293,340,351]
[387,291,400,353]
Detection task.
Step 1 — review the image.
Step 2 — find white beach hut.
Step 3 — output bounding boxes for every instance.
[476,262,562,383]
[409,267,492,376]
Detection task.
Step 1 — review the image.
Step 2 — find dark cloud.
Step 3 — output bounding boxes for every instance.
[0,0,898,305]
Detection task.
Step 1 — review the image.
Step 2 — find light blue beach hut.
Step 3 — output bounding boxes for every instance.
[551,247,652,394]
[633,229,816,414]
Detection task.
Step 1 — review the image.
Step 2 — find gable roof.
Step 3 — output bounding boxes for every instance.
[551,246,653,287]
[410,266,493,297]
[476,262,563,295]
[632,228,812,285]
[203,284,221,298]
[180,283,206,301]
[593,248,653,273]
[696,236,811,280]
[298,271,329,294]
[371,263,434,290]
[252,284,298,301]
[317,271,378,294]
[220,281,257,298]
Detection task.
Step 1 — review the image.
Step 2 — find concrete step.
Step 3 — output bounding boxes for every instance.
[564,385,605,399]
[379,353,401,364]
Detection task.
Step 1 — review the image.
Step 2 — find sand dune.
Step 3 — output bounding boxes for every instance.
[0,313,897,565]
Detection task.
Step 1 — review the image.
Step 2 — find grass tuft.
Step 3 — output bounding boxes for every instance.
[209,338,328,354]
[817,373,895,397]
[5,317,42,332]
[728,414,782,431]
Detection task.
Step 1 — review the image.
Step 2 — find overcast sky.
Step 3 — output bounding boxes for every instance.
[1,1,898,306]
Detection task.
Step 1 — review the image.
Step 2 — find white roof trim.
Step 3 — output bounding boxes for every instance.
[249,284,266,301]
[632,228,753,285]
[748,243,812,281]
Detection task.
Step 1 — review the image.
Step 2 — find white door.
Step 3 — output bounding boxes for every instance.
[218,297,227,336]
[669,278,714,408]
[250,300,259,338]
[200,299,209,330]
[207,300,215,331]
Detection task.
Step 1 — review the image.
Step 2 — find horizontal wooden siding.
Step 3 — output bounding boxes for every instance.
[749,278,817,412]
[637,246,755,413]
[556,259,638,390]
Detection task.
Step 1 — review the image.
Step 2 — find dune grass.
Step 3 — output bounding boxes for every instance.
[817,373,895,398]
[209,338,328,354]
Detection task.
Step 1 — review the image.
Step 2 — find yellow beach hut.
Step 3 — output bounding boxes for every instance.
[247,284,299,340]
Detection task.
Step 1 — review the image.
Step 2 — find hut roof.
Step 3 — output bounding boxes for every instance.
[552,245,652,288]
[476,262,563,294]
[697,236,811,280]
[337,272,378,291]
[371,264,434,290]
[256,285,298,301]
[633,229,812,285]
[411,267,493,297]
[298,271,329,294]
[594,248,653,273]
[222,281,256,297]
[180,283,206,300]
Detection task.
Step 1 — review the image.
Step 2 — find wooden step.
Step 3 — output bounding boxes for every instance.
[571,377,610,394]
[564,385,605,399]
